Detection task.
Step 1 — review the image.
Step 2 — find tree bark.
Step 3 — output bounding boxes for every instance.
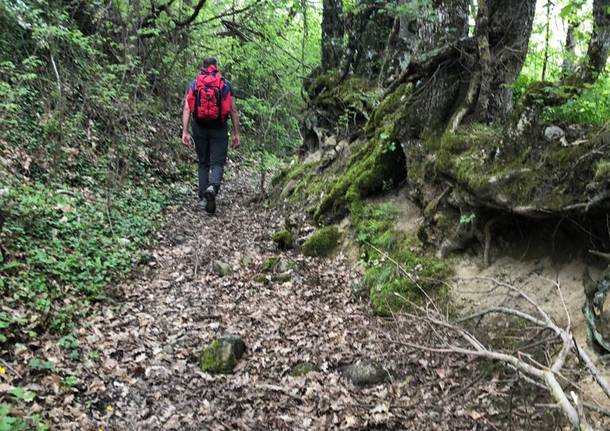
[403,0,470,134]
[562,20,579,76]
[576,0,610,83]
[484,0,536,120]
[321,0,344,71]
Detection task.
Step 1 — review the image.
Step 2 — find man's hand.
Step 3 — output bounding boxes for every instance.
[231,133,241,149]
[182,131,192,148]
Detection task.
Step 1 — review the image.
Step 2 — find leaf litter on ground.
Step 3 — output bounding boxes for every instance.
[0,160,565,430]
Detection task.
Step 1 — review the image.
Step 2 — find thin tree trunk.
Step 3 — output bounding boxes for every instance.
[562,20,578,75]
[541,1,553,81]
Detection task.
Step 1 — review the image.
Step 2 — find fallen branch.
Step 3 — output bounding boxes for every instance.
[394,276,610,430]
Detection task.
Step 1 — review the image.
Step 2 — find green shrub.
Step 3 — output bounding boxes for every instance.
[302,226,341,257]
[543,76,610,126]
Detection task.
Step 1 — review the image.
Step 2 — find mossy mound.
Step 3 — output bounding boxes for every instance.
[432,122,610,213]
[363,234,449,316]
[302,226,341,257]
[272,229,294,250]
[353,202,450,316]
[253,274,270,284]
[311,84,412,223]
[200,336,246,374]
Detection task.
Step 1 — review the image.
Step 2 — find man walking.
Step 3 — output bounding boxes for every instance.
[181,57,241,214]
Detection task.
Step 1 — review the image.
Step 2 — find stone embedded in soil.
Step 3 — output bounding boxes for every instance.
[544,125,565,142]
[262,257,295,274]
[200,335,246,374]
[212,260,232,277]
[289,362,320,377]
[341,359,388,386]
[240,254,254,268]
[275,258,295,273]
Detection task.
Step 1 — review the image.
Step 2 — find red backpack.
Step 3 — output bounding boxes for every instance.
[187,65,232,122]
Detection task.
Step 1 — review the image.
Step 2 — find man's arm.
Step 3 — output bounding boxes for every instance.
[181,97,192,147]
[230,97,241,148]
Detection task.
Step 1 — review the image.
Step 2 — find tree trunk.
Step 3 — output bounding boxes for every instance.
[576,0,610,83]
[403,0,470,135]
[562,21,578,76]
[484,0,536,120]
[321,0,344,71]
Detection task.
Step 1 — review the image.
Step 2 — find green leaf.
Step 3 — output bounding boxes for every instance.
[8,387,36,402]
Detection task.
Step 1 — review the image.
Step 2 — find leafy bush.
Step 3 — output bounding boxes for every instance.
[543,75,610,126]
[0,181,176,342]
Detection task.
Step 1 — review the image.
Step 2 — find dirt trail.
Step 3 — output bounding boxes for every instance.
[10,163,593,430]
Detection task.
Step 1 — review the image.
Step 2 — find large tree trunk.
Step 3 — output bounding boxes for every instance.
[341,1,395,79]
[576,0,610,83]
[321,0,344,71]
[403,0,470,135]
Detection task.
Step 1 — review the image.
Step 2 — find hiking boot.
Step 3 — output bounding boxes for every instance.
[197,198,207,211]
[203,186,216,214]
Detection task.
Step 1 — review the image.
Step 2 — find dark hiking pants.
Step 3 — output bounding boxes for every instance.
[192,120,229,200]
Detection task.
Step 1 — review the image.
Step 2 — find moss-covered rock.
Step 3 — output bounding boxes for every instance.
[212,260,232,277]
[289,362,320,377]
[272,229,294,250]
[302,226,341,257]
[200,336,246,374]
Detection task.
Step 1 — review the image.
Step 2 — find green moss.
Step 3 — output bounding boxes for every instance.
[200,340,237,374]
[253,274,270,284]
[352,202,450,316]
[594,160,610,181]
[314,75,377,115]
[314,135,406,222]
[262,256,280,272]
[302,226,341,257]
[366,83,413,136]
[364,234,450,316]
[431,123,603,210]
[289,362,320,377]
[272,229,294,250]
[311,82,412,223]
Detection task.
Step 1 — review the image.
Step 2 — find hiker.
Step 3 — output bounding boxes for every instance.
[181,57,241,214]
